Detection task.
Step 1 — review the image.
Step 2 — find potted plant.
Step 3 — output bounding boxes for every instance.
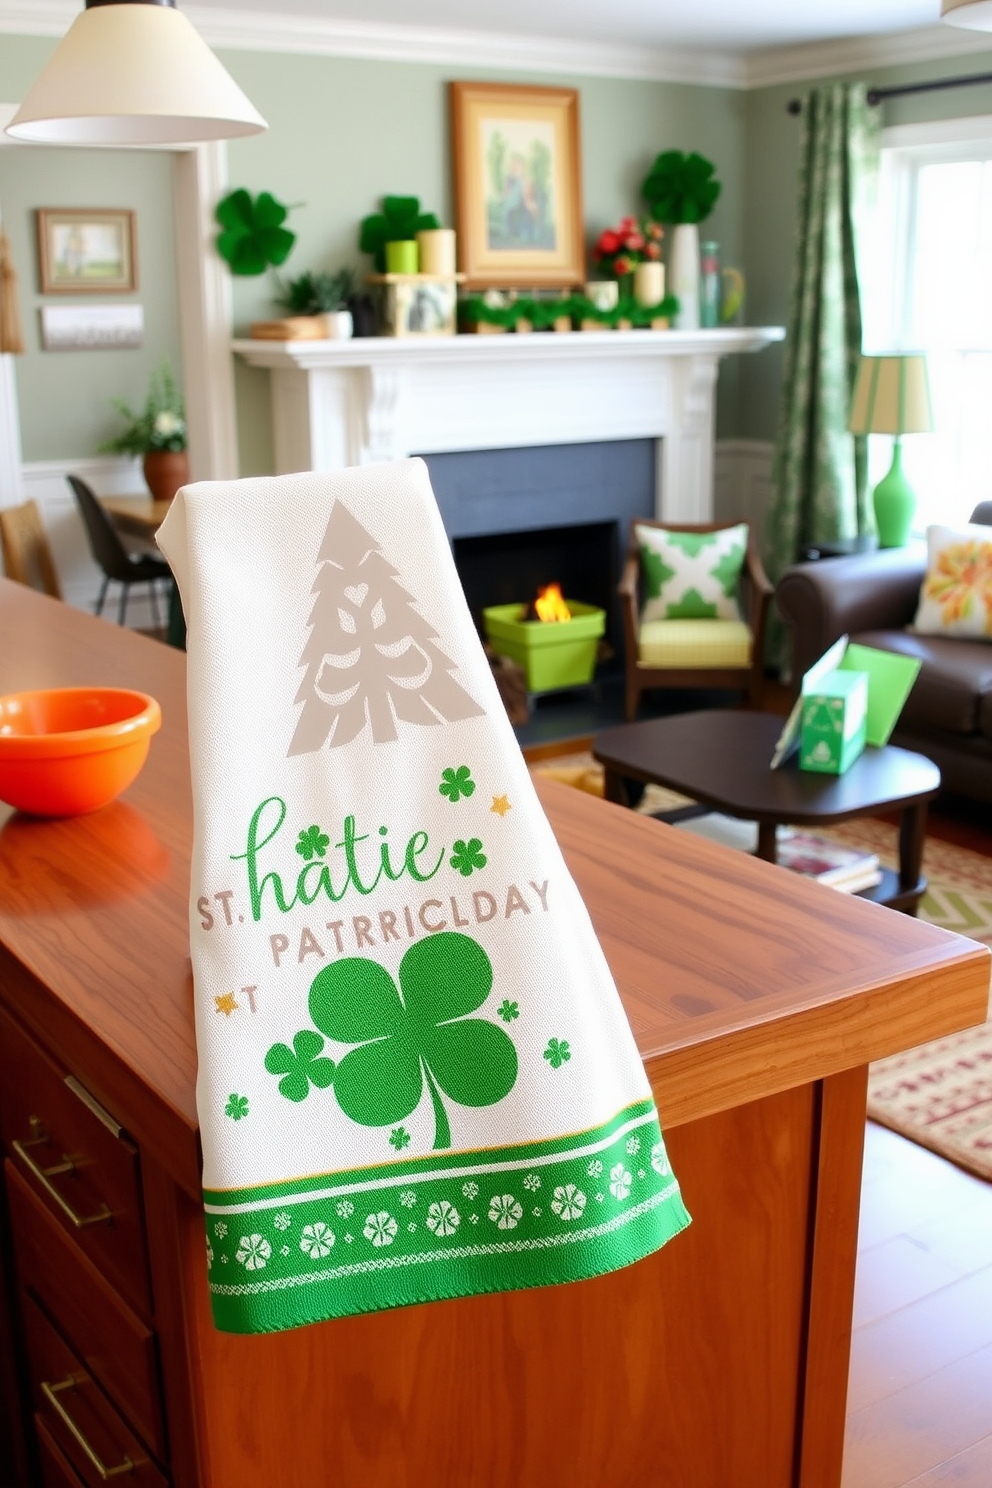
[100,360,189,504]
[274,267,356,338]
[641,151,722,329]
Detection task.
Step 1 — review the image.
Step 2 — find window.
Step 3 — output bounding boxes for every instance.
[864,116,992,532]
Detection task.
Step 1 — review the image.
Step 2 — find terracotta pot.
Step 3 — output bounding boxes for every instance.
[143,449,189,504]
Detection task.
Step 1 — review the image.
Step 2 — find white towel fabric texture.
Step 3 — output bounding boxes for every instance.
[158,460,689,1334]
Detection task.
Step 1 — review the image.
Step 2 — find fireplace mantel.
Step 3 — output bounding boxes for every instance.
[233,326,783,524]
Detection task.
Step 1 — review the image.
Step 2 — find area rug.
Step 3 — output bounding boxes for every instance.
[529,753,992,1183]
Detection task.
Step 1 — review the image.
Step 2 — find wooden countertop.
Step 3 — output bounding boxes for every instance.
[0,580,987,1202]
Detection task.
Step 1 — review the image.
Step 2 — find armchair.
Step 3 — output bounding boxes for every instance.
[775,502,992,803]
[619,518,772,722]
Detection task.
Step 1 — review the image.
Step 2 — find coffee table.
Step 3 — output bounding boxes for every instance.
[593,710,941,914]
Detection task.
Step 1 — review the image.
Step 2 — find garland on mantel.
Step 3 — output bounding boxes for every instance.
[460,291,679,332]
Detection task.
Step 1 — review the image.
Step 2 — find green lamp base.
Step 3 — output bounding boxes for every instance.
[872,441,916,548]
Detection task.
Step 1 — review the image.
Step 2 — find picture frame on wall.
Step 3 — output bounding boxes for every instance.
[36,208,137,294]
[450,81,585,290]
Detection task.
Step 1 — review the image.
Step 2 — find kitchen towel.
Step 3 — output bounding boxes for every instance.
[157,460,689,1334]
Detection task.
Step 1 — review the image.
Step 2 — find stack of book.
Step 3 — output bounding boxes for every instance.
[775,829,882,894]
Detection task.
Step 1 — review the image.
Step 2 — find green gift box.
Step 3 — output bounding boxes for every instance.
[772,636,922,774]
[800,669,868,775]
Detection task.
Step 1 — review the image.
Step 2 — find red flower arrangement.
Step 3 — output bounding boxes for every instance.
[591,216,664,279]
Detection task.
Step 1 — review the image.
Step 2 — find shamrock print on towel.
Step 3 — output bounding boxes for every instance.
[543,1037,571,1070]
[289,931,517,1150]
[449,838,487,877]
[439,765,475,802]
[288,499,484,754]
[264,1029,335,1103]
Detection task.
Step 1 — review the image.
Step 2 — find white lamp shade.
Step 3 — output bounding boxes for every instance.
[941,0,992,27]
[5,3,267,146]
[849,355,934,437]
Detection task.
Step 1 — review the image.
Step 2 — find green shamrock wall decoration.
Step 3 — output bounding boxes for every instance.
[215,188,297,276]
[266,932,518,1150]
[359,195,441,273]
[641,151,721,225]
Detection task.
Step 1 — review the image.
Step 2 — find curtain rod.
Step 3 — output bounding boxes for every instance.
[786,70,992,114]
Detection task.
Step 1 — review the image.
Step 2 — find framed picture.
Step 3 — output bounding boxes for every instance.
[36,208,137,294]
[450,81,584,290]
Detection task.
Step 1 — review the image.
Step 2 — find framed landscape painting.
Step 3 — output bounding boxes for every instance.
[37,208,137,293]
[450,81,584,289]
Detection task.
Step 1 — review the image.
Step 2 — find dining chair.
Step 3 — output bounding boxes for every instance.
[66,474,172,626]
[0,498,63,598]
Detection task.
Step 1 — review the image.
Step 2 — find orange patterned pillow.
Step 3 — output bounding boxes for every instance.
[913,523,992,641]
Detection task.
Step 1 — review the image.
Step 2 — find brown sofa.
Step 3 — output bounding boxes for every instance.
[775,502,992,802]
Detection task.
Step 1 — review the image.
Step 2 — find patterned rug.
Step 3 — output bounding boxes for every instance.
[530,754,992,1182]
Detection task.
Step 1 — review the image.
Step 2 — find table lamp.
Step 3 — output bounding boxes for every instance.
[848,353,933,548]
[5,0,267,146]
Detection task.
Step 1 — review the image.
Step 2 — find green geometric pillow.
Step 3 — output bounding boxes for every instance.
[635,523,749,622]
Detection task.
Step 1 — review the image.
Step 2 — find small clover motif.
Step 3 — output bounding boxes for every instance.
[497,999,520,1024]
[214,1221,228,1238]
[651,1142,672,1177]
[300,1222,335,1259]
[400,1190,417,1208]
[462,1180,479,1200]
[551,1185,587,1222]
[532,1207,542,1217]
[543,1038,571,1070]
[389,1125,411,1151]
[273,1211,292,1231]
[587,1159,603,1179]
[296,824,329,861]
[408,1222,417,1232]
[220,1254,229,1263]
[206,1238,214,1267]
[449,838,487,877]
[522,1173,541,1192]
[469,1213,480,1225]
[265,1029,335,1103]
[364,1211,398,1248]
[638,1169,646,1180]
[488,1193,523,1231]
[439,765,476,803]
[609,1163,632,1201]
[426,1200,460,1238]
[344,1233,354,1244]
[626,1136,641,1156]
[336,1198,355,1219]
[280,1245,290,1257]
[236,1233,272,1271]
[224,1093,249,1121]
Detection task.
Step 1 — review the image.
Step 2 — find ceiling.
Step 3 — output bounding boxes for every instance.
[211,0,945,56]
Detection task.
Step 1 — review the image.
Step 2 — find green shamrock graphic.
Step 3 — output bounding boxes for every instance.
[264,1029,336,1102]
[389,1125,411,1151]
[543,1037,571,1070]
[225,1093,249,1120]
[296,824,330,861]
[439,765,476,802]
[497,999,520,1024]
[307,932,517,1150]
[449,837,487,877]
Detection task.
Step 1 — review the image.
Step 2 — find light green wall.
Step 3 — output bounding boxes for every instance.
[0,36,183,464]
[742,47,992,442]
[216,48,746,473]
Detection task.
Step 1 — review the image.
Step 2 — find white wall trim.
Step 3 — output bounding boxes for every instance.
[6,2,992,91]
[744,23,992,89]
[713,439,774,545]
[882,112,992,150]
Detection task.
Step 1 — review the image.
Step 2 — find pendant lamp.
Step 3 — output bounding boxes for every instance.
[5,0,267,146]
[941,0,992,28]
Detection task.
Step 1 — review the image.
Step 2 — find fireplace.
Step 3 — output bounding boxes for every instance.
[419,439,656,679]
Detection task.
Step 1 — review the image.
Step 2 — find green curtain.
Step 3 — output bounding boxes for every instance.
[765,84,880,586]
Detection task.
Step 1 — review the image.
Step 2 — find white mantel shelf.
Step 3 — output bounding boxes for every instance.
[233,326,784,524]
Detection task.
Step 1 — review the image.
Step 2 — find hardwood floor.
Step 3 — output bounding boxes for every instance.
[842,790,992,1488]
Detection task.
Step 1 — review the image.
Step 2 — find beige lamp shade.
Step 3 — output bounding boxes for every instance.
[848,355,934,437]
[941,0,992,27]
[6,1,267,146]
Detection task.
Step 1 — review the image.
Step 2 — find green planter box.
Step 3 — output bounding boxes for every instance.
[483,601,606,692]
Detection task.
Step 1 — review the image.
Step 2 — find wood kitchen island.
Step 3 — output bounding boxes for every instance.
[0,578,988,1488]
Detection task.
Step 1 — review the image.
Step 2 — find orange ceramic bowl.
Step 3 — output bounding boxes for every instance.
[0,687,161,817]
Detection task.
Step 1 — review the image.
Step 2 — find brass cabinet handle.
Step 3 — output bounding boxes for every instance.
[12,1135,112,1228]
[41,1378,134,1479]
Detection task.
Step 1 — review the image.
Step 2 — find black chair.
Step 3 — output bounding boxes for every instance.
[67,474,172,627]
